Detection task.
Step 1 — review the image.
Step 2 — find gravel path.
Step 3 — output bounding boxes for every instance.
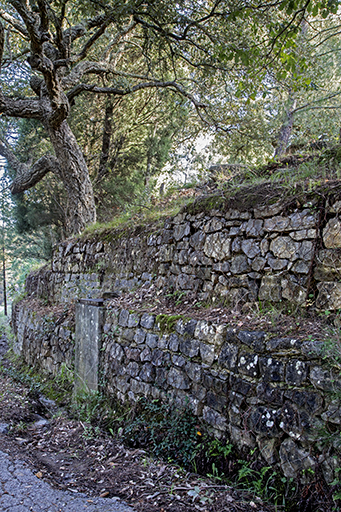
[0,448,135,512]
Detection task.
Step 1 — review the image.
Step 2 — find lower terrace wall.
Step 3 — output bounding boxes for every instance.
[12,299,341,485]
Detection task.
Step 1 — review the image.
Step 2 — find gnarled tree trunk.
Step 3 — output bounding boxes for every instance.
[47,121,96,235]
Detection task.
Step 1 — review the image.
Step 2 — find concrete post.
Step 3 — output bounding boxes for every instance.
[74,298,104,394]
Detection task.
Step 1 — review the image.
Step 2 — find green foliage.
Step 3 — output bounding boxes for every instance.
[156,314,188,333]
[122,397,200,467]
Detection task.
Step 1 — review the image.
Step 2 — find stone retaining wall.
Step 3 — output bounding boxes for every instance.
[25,194,341,311]
[12,190,341,484]
[12,298,341,484]
[100,308,339,483]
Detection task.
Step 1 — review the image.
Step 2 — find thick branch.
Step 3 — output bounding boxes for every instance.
[0,142,60,193]
[0,9,28,38]
[0,94,43,119]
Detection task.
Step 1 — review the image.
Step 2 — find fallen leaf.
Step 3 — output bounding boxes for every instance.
[35,471,43,479]
[100,491,109,497]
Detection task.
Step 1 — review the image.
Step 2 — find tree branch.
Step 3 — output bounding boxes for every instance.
[0,9,28,38]
[0,141,60,194]
[0,20,4,73]
[67,79,208,109]
[0,94,43,119]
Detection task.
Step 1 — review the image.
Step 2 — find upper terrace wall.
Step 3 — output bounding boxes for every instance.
[25,190,341,311]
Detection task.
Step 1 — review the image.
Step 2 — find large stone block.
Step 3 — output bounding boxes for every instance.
[203,232,231,260]
[279,438,316,479]
[323,217,341,248]
[258,275,282,302]
[316,282,341,310]
[270,236,300,260]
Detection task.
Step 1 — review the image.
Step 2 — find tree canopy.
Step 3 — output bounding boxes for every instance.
[0,0,339,234]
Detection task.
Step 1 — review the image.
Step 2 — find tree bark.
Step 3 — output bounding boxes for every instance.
[274,97,297,158]
[47,120,96,235]
[97,99,114,182]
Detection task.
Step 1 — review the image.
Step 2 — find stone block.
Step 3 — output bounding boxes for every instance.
[257,437,278,464]
[289,210,317,230]
[134,328,146,344]
[126,361,140,378]
[177,273,195,290]
[122,328,135,341]
[203,232,231,260]
[158,334,168,349]
[172,354,186,367]
[284,389,323,414]
[237,330,266,352]
[230,375,252,396]
[151,349,167,366]
[266,337,301,352]
[155,368,168,389]
[258,275,282,302]
[248,406,279,436]
[264,216,290,232]
[118,309,129,327]
[174,222,191,241]
[139,363,155,382]
[127,313,140,328]
[194,320,215,341]
[281,277,306,305]
[279,438,316,479]
[316,282,341,310]
[252,256,266,272]
[168,333,180,352]
[310,366,341,392]
[179,338,199,358]
[238,352,259,378]
[321,400,341,424]
[279,401,310,439]
[200,342,215,365]
[285,360,308,386]
[291,260,310,274]
[140,313,155,329]
[230,254,250,274]
[323,218,341,248]
[176,318,198,336]
[167,367,190,389]
[245,219,264,237]
[203,217,225,233]
[203,406,227,431]
[192,383,207,400]
[270,236,300,260]
[124,347,140,361]
[189,230,206,250]
[256,382,284,406]
[146,333,159,349]
[185,361,202,383]
[259,357,285,382]
[218,342,238,369]
[158,244,173,262]
[130,378,151,395]
[267,257,288,270]
[110,342,125,362]
[241,240,261,259]
[206,391,227,413]
[140,348,151,362]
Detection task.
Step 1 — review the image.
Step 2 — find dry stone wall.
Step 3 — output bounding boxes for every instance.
[25,195,341,311]
[13,190,341,483]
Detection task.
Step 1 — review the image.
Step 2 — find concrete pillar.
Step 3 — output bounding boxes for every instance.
[74,298,104,394]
